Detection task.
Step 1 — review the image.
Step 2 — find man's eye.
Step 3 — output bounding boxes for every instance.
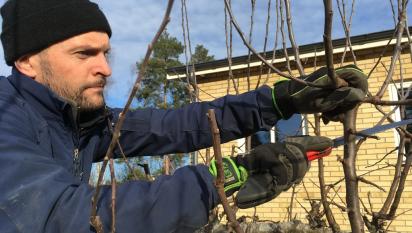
[76,51,93,58]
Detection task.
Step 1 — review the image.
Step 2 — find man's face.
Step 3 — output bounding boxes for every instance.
[34,31,112,111]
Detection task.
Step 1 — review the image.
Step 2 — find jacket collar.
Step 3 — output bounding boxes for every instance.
[8,68,110,131]
[8,68,71,120]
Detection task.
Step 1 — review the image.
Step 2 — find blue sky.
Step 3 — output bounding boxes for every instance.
[0,0,411,108]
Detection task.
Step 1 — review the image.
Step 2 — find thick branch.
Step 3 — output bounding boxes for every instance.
[207,109,243,233]
[387,140,412,219]
[362,96,412,105]
[343,108,365,232]
[323,0,338,88]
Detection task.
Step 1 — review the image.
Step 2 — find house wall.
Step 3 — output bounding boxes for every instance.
[195,46,412,232]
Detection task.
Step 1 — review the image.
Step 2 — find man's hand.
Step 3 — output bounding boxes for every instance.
[233,136,333,209]
[209,157,248,197]
[272,64,368,123]
[209,136,333,208]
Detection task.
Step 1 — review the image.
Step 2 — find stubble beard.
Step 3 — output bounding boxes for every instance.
[39,56,106,112]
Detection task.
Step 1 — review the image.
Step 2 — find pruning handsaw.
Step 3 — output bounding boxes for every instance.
[306,118,412,161]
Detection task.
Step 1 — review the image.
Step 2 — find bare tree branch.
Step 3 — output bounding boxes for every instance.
[323,0,339,88]
[107,117,140,181]
[403,17,412,62]
[295,198,311,216]
[207,109,243,233]
[315,114,340,232]
[224,0,238,94]
[358,176,386,192]
[390,0,397,26]
[363,97,412,106]
[376,7,407,98]
[387,142,412,219]
[279,0,293,75]
[287,184,297,221]
[376,133,406,220]
[263,0,280,86]
[246,0,256,92]
[359,197,372,215]
[343,107,365,232]
[117,141,139,180]
[365,146,399,168]
[223,0,327,88]
[109,159,116,233]
[284,0,305,76]
[337,0,358,66]
[163,155,171,175]
[256,0,272,89]
[181,0,198,102]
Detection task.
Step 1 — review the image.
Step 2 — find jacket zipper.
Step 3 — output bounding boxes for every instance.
[73,147,80,176]
[72,106,83,180]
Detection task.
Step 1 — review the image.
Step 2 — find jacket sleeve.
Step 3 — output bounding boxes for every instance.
[98,85,280,158]
[0,98,219,233]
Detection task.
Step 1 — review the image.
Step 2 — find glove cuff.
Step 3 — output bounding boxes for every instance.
[273,80,296,119]
[209,157,248,196]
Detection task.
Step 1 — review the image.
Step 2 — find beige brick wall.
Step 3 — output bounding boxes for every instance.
[195,47,412,232]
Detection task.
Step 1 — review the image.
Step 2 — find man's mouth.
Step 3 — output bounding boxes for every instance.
[84,80,106,91]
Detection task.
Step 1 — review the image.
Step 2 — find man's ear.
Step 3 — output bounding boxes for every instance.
[14,55,38,78]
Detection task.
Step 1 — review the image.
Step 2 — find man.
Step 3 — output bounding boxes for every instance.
[0,0,368,232]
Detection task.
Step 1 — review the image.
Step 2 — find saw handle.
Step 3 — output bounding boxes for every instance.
[306,147,333,161]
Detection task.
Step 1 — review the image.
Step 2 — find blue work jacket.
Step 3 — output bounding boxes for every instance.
[0,69,280,233]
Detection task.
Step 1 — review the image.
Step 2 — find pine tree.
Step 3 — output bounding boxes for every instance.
[192,44,215,64]
[136,31,188,109]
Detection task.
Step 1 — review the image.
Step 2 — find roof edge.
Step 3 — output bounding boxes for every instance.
[167,27,410,79]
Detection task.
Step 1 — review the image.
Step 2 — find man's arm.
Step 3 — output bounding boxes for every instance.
[0,98,219,233]
[99,65,368,160]
[98,85,278,159]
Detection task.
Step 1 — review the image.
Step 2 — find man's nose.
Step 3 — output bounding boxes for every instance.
[95,53,112,77]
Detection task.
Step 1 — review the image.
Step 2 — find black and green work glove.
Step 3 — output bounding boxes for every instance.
[209,157,248,197]
[233,136,333,209]
[272,65,368,123]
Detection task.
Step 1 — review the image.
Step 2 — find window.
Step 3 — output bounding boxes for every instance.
[399,87,412,151]
[389,83,412,153]
[403,91,412,133]
[273,114,304,142]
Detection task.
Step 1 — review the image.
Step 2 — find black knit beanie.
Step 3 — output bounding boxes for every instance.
[1,0,112,66]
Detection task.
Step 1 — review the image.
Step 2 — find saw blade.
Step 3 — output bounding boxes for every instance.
[332,118,412,148]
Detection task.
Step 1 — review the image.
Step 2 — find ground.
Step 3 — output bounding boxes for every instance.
[196,220,335,233]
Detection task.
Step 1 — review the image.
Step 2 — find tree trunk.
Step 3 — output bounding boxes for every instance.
[343,108,364,233]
